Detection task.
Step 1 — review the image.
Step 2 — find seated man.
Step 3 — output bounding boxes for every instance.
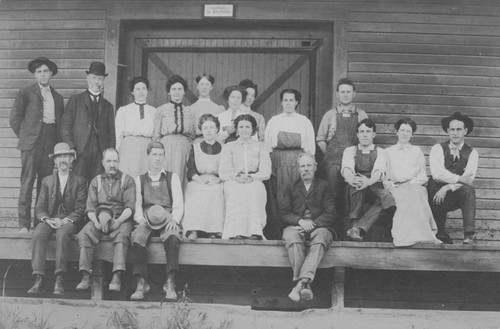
[428,112,478,244]
[130,141,184,301]
[342,119,396,241]
[280,152,335,302]
[76,148,135,292]
[29,142,87,295]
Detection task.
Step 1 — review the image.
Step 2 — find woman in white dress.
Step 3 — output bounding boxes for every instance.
[115,77,156,178]
[190,74,225,143]
[384,117,442,246]
[216,85,247,144]
[153,75,196,190]
[219,114,271,240]
[183,114,225,239]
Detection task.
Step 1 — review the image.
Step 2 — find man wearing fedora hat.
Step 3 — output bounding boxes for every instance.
[61,61,115,184]
[428,112,478,244]
[76,148,135,292]
[130,141,184,301]
[10,57,65,233]
[28,142,87,295]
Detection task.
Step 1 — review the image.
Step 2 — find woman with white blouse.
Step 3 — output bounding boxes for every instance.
[190,74,225,143]
[219,114,271,240]
[384,117,442,246]
[238,79,266,142]
[115,77,156,178]
[216,85,247,144]
[263,89,315,239]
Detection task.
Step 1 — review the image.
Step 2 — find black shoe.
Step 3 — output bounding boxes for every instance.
[436,232,453,244]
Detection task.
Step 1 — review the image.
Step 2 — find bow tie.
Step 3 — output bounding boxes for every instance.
[449,144,462,161]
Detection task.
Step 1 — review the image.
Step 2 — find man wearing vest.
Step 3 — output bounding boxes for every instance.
[76,148,135,292]
[316,78,369,238]
[10,57,64,233]
[130,141,184,301]
[428,112,478,245]
[342,119,396,242]
[29,143,87,295]
[61,62,115,183]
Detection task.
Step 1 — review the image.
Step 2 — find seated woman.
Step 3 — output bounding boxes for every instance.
[217,85,247,144]
[115,77,156,179]
[183,114,225,239]
[219,114,272,240]
[384,117,442,246]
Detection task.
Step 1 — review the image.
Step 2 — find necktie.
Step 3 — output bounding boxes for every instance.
[450,145,461,161]
[171,101,184,134]
[135,102,145,120]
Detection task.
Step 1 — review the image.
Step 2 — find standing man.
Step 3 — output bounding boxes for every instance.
[428,112,478,245]
[29,143,87,295]
[130,141,184,301]
[280,153,336,302]
[76,148,135,292]
[342,119,395,241]
[61,62,115,183]
[316,78,368,237]
[10,57,64,233]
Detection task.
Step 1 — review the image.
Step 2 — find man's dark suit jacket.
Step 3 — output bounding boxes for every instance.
[10,83,64,151]
[35,172,88,225]
[61,90,115,155]
[280,177,336,233]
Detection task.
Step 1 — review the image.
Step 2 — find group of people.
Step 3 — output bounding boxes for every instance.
[10,56,478,303]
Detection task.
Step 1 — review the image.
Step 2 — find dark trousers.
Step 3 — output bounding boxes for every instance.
[31,221,77,276]
[132,235,180,278]
[428,183,476,236]
[18,123,57,229]
[348,183,395,233]
[324,163,348,238]
[72,133,103,184]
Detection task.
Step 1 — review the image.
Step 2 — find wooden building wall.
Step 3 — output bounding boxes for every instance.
[0,0,499,244]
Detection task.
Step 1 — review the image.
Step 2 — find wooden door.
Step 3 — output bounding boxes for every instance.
[119,21,333,127]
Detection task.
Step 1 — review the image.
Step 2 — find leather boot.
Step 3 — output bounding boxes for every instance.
[130,276,150,300]
[163,277,177,301]
[27,274,44,294]
[53,274,64,296]
[109,271,122,292]
[76,271,91,291]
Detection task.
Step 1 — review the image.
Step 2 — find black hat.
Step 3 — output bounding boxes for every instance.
[86,62,108,77]
[441,111,474,135]
[28,57,58,76]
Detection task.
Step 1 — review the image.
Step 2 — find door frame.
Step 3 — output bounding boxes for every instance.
[104,3,349,124]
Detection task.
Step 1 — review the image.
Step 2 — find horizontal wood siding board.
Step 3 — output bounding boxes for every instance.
[350,73,500,88]
[349,13,500,26]
[0,20,106,30]
[354,103,499,118]
[349,32,500,47]
[0,10,105,20]
[0,50,104,59]
[0,30,106,40]
[349,22,500,36]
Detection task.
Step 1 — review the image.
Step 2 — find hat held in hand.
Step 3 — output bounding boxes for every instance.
[95,206,114,234]
[145,205,172,230]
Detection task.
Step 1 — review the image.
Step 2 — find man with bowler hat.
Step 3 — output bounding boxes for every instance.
[10,57,64,233]
[61,62,115,183]
[130,141,184,301]
[29,142,87,295]
[428,112,478,244]
[76,148,135,292]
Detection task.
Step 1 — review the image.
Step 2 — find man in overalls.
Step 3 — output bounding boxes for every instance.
[316,79,368,238]
[341,119,395,241]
